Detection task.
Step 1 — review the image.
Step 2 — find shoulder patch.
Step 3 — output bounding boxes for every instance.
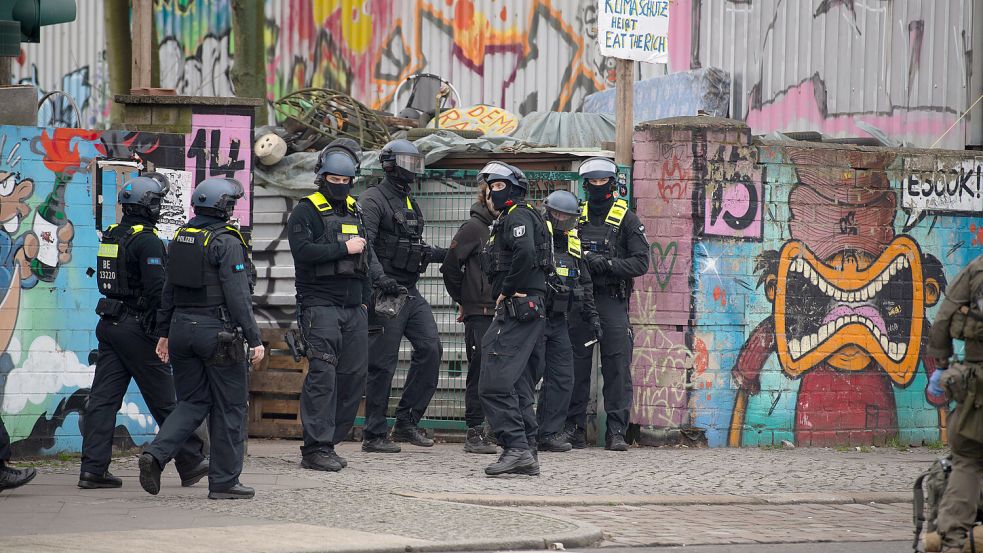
[233,263,245,272]
[512,225,526,238]
[146,257,163,266]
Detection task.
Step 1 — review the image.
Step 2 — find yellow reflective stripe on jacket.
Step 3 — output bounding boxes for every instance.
[567,230,582,259]
[341,224,359,235]
[307,191,359,215]
[98,243,119,257]
[405,195,412,209]
[579,198,628,229]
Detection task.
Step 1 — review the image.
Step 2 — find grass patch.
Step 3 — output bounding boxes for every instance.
[924,440,947,451]
[885,436,909,452]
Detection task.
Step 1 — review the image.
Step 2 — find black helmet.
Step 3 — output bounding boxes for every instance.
[477,161,512,185]
[192,177,244,217]
[578,157,617,181]
[119,174,169,217]
[317,138,362,174]
[508,164,529,192]
[380,139,424,184]
[316,150,357,177]
[544,190,580,233]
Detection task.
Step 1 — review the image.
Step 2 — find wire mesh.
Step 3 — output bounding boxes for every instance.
[348,169,584,430]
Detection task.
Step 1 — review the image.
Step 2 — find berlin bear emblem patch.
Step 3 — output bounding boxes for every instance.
[512,225,525,238]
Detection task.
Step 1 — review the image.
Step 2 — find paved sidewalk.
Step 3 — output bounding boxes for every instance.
[0,440,940,552]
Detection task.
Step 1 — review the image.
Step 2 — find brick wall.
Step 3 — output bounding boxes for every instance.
[632,116,983,447]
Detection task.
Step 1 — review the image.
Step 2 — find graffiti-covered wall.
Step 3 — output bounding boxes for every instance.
[0,107,254,455]
[632,117,982,447]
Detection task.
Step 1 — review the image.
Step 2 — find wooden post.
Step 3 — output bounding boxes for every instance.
[615,58,635,166]
[0,56,10,86]
[131,0,153,91]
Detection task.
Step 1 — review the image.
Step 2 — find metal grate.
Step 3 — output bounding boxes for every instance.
[346,167,629,431]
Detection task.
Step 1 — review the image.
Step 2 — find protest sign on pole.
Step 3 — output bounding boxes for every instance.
[597,0,671,64]
[597,1,671,165]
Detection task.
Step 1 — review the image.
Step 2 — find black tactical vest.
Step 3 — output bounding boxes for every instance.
[483,203,552,275]
[577,198,628,258]
[305,192,368,277]
[97,224,156,301]
[373,184,426,273]
[168,222,248,307]
[548,227,584,313]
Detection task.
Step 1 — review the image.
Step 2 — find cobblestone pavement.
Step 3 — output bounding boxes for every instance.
[16,441,934,549]
[525,502,913,547]
[247,440,939,497]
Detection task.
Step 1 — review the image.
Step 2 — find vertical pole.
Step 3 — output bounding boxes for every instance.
[0,56,11,86]
[131,0,153,90]
[615,58,635,166]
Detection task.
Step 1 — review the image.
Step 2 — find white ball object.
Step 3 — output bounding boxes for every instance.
[254,133,287,166]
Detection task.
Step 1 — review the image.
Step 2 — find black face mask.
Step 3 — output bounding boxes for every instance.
[586,181,614,204]
[322,182,350,201]
[388,166,417,190]
[490,186,513,212]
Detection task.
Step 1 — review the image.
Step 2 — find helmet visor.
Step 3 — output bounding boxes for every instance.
[477,161,512,184]
[579,157,617,179]
[395,153,424,175]
[548,209,577,232]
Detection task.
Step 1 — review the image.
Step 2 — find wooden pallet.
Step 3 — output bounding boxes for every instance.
[248,328,306,438]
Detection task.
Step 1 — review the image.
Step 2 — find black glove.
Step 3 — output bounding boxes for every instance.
[427,245,448,263]
[585,252,610,275]
[376,275,400,295]
[590,316,603,341]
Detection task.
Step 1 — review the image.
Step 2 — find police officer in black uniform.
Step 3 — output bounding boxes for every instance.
[479,164,551,476]
[289,149,377,471]
[359,139,445,453]
[0,418,35,492]
[536,190,600,453]
[564,157,649,451]
[81,175,208,489]
[139,177,264,499]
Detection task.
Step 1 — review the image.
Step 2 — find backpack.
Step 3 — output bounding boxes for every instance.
[914,454,983,552]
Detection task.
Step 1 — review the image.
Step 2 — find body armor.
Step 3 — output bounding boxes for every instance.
[168,222,248,307]
[482,203,552,275]
[373,185,427,273]
[579,198,631,297]
[97,224,156,305]
[305,192,368,277]
[549,228,583,313]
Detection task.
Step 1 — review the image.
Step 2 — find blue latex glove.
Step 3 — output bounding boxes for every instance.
[928,369,946,397]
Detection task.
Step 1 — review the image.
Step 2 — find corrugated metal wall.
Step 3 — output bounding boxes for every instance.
[14,1,977,148]
[16,1,108,129]
[687,0,979,148]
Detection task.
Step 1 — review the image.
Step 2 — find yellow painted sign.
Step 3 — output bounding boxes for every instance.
[433,104,520,136]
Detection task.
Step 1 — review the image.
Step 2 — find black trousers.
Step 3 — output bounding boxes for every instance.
[463,315,492,428]
[82,315,205,476]
[144,310,247,492]
[479,306,545,450]
[0,415,10,461]
[299,305,368,455]
[567,294,633,437]
[364,286,442,438]
[534,312,575,437]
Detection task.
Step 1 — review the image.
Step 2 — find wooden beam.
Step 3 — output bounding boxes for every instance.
[615,58,635,166]
[131,0,153,91]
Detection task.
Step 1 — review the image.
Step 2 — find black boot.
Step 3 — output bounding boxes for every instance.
[484,448,540,476]
[391,423,434,447]
[605,433,629,452]
[328,450,348,468]
[179,459,209,487]
[564,424,588,449]
[78,470,123,489]
[138,453,162,495]
[301,451,343,472]
[0,461,36,492]
[208,483,255,499]
[362,436,401,453]
[464,426,498,454]
[538,433,573,453]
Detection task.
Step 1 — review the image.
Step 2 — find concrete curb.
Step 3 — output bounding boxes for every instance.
[393,490,913,507]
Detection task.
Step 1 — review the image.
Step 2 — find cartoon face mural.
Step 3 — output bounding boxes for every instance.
[728,149,948,447]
